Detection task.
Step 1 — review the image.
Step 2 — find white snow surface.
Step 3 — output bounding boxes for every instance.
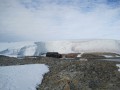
[0,64,49,90]
[0,40,120,57]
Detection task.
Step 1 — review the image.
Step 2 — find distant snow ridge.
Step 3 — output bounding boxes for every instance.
[0,40,120,57]
[72,40,120,54]
[0,42,37,57]
[0,48,19,57]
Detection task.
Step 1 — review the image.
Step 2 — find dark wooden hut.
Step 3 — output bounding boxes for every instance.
[46,52,62,58]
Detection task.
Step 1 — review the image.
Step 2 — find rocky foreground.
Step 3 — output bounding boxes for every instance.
[0,56,120,90]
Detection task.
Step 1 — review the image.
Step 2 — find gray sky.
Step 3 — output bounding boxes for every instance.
[0,0,120,42]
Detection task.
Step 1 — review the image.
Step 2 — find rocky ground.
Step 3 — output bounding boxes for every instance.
[0,55,120,90]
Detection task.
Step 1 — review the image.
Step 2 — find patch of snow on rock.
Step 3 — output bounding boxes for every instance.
[116,64,120,72]
[0,64,49,90]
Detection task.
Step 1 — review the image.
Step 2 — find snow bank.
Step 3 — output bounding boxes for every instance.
[0,64,49,90]
[0,40,120,57]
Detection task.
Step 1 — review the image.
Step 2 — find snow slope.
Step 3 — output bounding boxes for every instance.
[0,40,120,57]
[0,64,49,90]
[17,45,37,57]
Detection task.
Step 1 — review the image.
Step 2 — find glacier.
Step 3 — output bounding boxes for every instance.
[0,39,120,57]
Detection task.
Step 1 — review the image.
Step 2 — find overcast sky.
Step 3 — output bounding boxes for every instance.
[0,0,120,42]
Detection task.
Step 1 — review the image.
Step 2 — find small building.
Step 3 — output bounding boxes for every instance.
[46,52,62,58]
